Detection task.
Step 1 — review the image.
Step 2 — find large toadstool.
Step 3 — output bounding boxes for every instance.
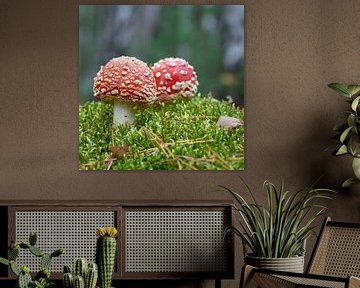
[151,57,199,102]
[93,56,157,126]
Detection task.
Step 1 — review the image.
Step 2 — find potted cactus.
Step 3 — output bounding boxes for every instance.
[0,232,63,288]
[96,227,118,288]
[62,258,98,288]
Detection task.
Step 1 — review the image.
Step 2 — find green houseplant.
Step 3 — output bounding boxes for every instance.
[223,179,334,272]
[328,83,360,187]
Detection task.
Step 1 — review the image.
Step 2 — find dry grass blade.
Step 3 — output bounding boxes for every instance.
[141,127,198,170]
[208,149,234,169]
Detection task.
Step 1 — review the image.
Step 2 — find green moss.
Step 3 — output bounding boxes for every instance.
[79,94,244,170]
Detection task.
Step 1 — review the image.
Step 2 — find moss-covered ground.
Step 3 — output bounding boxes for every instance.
[79,94,244,170]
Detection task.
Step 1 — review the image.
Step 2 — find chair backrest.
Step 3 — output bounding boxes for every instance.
[307,217,360,277]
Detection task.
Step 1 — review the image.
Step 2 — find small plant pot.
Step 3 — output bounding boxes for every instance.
[245,254,305,273]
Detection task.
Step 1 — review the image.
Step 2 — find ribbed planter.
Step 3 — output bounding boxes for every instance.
[245,254,305,273]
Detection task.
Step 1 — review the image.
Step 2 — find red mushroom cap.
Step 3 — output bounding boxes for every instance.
[93,56,157,104]
[151,57,199,102]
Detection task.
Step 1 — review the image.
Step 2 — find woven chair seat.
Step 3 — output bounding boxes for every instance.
[277,275,347,288]
[241,218,360,288]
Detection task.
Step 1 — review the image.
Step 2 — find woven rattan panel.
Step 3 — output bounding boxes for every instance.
[249,273,297,288]
[15,211,115,272]
[125,210,227,273]
[310,226,360,277]
[277,275,345,288]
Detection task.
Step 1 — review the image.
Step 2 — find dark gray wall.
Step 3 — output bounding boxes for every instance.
[1,1,360,287]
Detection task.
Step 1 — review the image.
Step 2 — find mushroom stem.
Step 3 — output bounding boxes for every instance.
[113,101,135,127]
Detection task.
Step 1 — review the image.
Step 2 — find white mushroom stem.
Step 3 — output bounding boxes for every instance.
[113,100,135,127]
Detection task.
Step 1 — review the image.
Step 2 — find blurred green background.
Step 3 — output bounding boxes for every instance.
[79,5,244,105]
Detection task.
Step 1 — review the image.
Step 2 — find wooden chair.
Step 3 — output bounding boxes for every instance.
[241,217,360,288]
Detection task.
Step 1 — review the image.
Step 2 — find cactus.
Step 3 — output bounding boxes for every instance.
[9,246,19,260]
[74,258,88,279]
[29,232,37,246]
[63,272,74,288]
[19,243,29,249]
[10,260,20,276]
[51,248,64,257]
[96,227,118,288]
[35,268,50,281]
[63,260,98,288]
[62,265,74,288]
[29,245,44,257]
[0,232,63,288]
[19,271,32,288]
[18,267,32,288]
[41,253,52,270]
[64,265,72,273]
[85,262,98,288]
[0,257,9,266]
[74,275,85,288]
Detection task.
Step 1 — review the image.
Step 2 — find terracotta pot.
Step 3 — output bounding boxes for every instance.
[245,254,305,273]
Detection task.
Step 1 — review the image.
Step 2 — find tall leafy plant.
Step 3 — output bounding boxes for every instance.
[223,180,334,258]
[328,83,360,187]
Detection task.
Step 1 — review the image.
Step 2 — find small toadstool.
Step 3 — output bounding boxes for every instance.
[151,57,199,102]
[93,56,157,126]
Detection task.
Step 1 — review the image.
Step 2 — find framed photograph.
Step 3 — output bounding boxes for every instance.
[79,5,244,170]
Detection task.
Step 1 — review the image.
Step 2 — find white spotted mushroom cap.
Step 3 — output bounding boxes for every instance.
[151,57,199,102]
[93,56,157,104]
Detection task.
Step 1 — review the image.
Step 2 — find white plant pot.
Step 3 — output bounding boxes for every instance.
[245,254,305,273]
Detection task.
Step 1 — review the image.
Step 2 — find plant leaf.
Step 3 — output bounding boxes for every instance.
[348,135,360,157]
[348,85,360,97]
[342,177,360,188]
[340,127,353,143]
[352,157,360,179]
[328,83,351,97]
[347,114,356,128]
[351,96,360,111]
[336,145,348,155]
